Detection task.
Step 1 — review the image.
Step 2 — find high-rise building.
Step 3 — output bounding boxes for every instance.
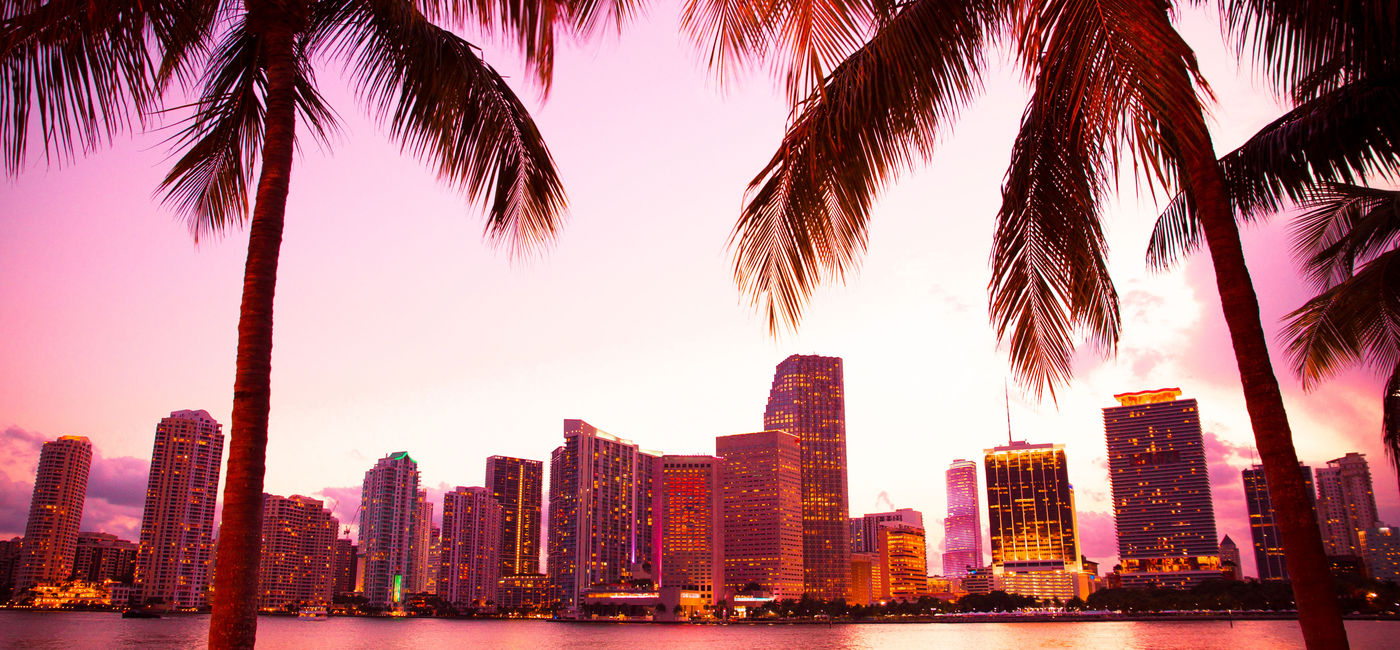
[1359,526,1400,583]
[876,522,928,601]
[486,456,543,576]
[14,436,91,590]
[763,354,850,600]
[546,420,656,609]
[1219,535,1242,580]
[440,486,502,608]
[332,538,358,595]
[716,430,804,601]
[258,494,338,610]
[135,410,223,608]
[409,489,434,593]
[359,451,420,608]
[1104,389,1220,589]
[853,509,923,554]
[848,552,880,606]
[944,459,984,577]
[655,455,723,607]
[1316,452,1380,557]
[72,532,138,584]
[984,440,1089,600]
[1243,463,1316,581]
[0,538,22,601]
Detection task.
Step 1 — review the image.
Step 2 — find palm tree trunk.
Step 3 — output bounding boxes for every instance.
[207,24,300,650]
[1385,361,1400,494]
[1152,11,1348,648]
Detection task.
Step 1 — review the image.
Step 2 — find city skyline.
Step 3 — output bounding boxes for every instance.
[3,2,1399,595]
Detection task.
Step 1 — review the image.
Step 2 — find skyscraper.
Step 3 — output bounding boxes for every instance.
[135,410,223,608]
[409,489,434,593]
[716,430,804,601]
[359,451,420,608]
[763,354,850,600]
[14,436,91,591]
[984,440,1088,600]
[546,420,655,609]
[876,522,928,601]
[655,455,723,606]
[72,532,138,584]
[1104,389,1220,589]
[1315,452,1380,557]
[943,459,984,577]
[332,538,357,595]
[258,494,337,610]
[1243,463,1316,581]
[486,456,543,576]
[440,486,502,608]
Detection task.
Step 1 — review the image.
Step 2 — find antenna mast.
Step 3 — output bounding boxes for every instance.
[1004,381,1013,445]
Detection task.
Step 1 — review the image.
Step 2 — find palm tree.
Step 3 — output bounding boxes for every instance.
[1281,183,1400,490]
[719,0,1351,645]
[4,0,578,646]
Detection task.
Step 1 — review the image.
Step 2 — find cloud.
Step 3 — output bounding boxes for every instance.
[1077,510,1118,567]
[0,474,32,539]
[0,425,150,541]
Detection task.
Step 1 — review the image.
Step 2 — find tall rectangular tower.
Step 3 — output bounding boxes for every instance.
[15,436,91,590]
[655,455,723,605]
[486,456,543,576]
[359,451,420,608]
[409,489,434,593]
[546,419,653,609]
[716,430,804,600]
[135,410,223,608]
[1316,452,1380,557]
[763,354,850,600]
[984,440,1088,600]
[1243,463,1315,580]
[440,486,503,608]
[258,494,337,609]
[1104,389,1220,588]
[332,538,357,595]
[943,459,984,577]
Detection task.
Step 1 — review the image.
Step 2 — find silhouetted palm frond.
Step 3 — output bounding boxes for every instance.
[730,0,998,331]
[1282,246,1400,387]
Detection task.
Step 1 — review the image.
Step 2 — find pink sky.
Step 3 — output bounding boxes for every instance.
[1,7,1396,580]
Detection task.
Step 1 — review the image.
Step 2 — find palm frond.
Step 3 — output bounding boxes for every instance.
[0,0,174,172]
[331,0,567,256]
[1385,361,1400,487]
[680,0,769,83]
[1225,0,1397,100]
[1291,182,1400,290]
[731,0,997,332]
[1145,74,1400,271]
[158,23,265,239]
[992,0,1207,397]
[1282,247,1400,387]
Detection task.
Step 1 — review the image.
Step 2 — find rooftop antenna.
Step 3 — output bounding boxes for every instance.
[1004,380,1013,445]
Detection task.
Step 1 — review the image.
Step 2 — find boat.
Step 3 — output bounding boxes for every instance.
[121,609,161,619]
[298,605,329,621]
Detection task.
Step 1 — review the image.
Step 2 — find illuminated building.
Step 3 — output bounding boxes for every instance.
[258,494,337,609]
[135,410,223,608]
[854,509,923,553]
[496,573,557,612]
[1243,463,1315,580]
[943,459,983,577]
[877,522,928,601]
[486,456,543,576]
[1359,526,1400,583]
[716,430,804,600]
[409,489,434,593]
[72,532,137,584]
[332,538,357,595]
[848,552,879,605]
[15,436,91,590]
[655,455,723,608]
[984,440,1090,600]
[1316,452,1380,557]
[763,354,850,600]
[546,420,658,610]
[1219,535,1241,580]
[440,486,502,608]
[1104,389,1220,589]
[0,538,21,601]
[359,451,420,608]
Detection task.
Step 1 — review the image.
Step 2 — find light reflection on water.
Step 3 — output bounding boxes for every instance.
[3,612,1397,649]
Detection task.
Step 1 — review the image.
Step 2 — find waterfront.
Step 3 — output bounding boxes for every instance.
[3,612,1399,649]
